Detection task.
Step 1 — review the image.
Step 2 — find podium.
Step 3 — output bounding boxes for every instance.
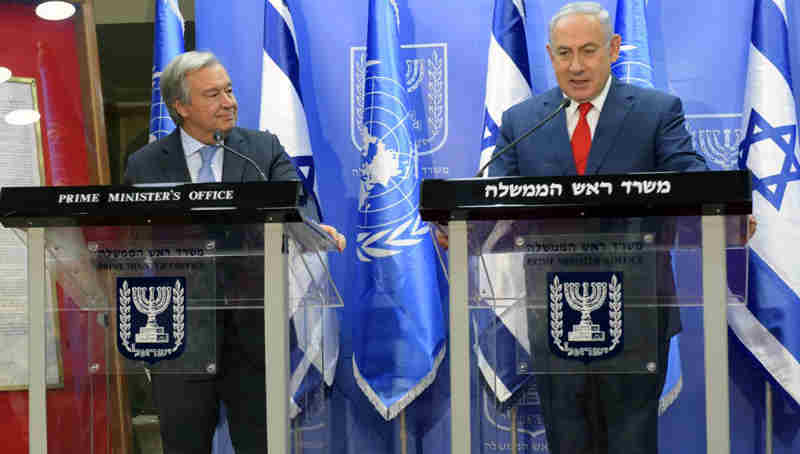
[0,181,341,454]
[420,170,751,454]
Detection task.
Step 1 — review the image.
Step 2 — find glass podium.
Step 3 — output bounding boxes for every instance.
[420,170,751,454]
[0,181,341,454]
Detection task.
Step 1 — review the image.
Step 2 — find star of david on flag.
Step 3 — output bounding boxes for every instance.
[739,109,800,211]
[731,0,800,407]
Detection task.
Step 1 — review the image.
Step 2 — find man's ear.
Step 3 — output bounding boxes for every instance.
[174,100,188,120]
[609,34,622,62]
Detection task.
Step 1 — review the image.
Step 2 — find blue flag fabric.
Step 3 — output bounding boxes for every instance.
[732,0,800,406]
[352,0,447,421]
[611,0,653,89]
[148,0,184,142]
[611,0,683,414]
[261,0,323,221]
[474,0,537,409]
[260,0,339,418]
[477,0,532,176]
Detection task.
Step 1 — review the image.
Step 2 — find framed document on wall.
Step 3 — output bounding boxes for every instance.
[0,77,63,390]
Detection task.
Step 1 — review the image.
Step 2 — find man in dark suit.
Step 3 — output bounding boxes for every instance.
[125,50,344,454]
[488,3,706,454]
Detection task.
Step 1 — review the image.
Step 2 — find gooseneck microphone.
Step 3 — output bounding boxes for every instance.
[474,98,571,178]
[212,129,269,182]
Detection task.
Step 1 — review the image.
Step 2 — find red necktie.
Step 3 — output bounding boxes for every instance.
[571,102,592,175]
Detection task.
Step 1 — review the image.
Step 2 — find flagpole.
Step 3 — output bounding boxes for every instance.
[765,381,773,454]
[510,406,518,454]
[400,409,408,454]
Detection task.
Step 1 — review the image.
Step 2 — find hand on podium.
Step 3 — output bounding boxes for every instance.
[319,224,346,252]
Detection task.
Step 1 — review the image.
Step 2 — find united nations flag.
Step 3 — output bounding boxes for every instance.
[351,0,446,421]
[117,276,186,364]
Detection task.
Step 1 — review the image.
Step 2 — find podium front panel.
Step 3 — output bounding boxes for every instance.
[8,219,340,454]
[465,214,749,454]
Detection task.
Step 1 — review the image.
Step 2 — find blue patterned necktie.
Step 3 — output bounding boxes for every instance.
[196,145,218,183]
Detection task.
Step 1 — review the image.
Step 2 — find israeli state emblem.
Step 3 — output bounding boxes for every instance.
[548,272,623,362]
[117,277,186,364]
[351,43,448,156]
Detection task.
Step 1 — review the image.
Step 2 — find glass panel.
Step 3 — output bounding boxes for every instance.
[284,222,342,452]
[31,221,340,453]
[467,215,749,454]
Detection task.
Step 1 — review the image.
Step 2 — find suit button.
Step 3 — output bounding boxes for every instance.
[206,363,217,375]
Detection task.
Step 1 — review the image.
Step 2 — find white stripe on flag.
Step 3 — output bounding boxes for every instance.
[483,34,532,126]
[165,0,185,25]
[259,51,313,167]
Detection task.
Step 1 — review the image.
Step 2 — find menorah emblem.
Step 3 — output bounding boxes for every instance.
[132,285,171,343]
[564,281,607,342]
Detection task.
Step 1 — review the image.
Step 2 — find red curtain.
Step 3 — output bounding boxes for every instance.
[1,3,108,453]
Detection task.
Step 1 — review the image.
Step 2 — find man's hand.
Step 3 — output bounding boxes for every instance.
[748,214,757,241]
[434,223,448,250]
[320,224,346,252]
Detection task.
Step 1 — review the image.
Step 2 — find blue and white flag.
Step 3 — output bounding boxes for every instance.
[260,0,339,418]
[477,0,531,176]
[612,0,684,414]
[352,0,446,420]
[474,0,533,403]
[733,0,800,406]
[149,0,184,143]
[261,0,322,220]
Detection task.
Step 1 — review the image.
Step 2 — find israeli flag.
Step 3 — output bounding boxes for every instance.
[474,0,533,403]
[732,0,800,406]
[352,0,446,420]
[260,0,339,417]
[148,0,184,143]
[261,0,322,219]
[611,0,684,414]
[478,0,531,176]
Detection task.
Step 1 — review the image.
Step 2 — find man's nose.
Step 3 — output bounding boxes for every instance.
[568,55,584,72]
[221,92,236,107]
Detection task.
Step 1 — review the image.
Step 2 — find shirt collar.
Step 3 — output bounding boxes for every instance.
[564,74,613,116]
[180,128,210,157]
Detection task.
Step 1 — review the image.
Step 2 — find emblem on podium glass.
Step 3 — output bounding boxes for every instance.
[132,285,171,343]
[117,277,186,364]
[548,272,623,362]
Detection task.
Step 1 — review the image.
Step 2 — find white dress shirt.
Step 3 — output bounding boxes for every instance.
[181,128,224,182]
[564,74,613,140]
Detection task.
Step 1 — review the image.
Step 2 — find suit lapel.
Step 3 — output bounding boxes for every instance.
[158,129,192,182]
[585,78,635,175]
[541,90,575,175]
[221,128,247,182]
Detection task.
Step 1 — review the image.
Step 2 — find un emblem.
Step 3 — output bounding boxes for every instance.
[117,277,186,364]
[548,272,623,362]
[350,43,448,156]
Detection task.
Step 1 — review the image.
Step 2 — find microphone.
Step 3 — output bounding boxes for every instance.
[474,98,571,178]
[213,129,269,182]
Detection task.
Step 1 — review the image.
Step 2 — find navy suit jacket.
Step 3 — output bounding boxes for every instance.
[124,126,316,374]
[488,77,707,177]
[488,78,708,351]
